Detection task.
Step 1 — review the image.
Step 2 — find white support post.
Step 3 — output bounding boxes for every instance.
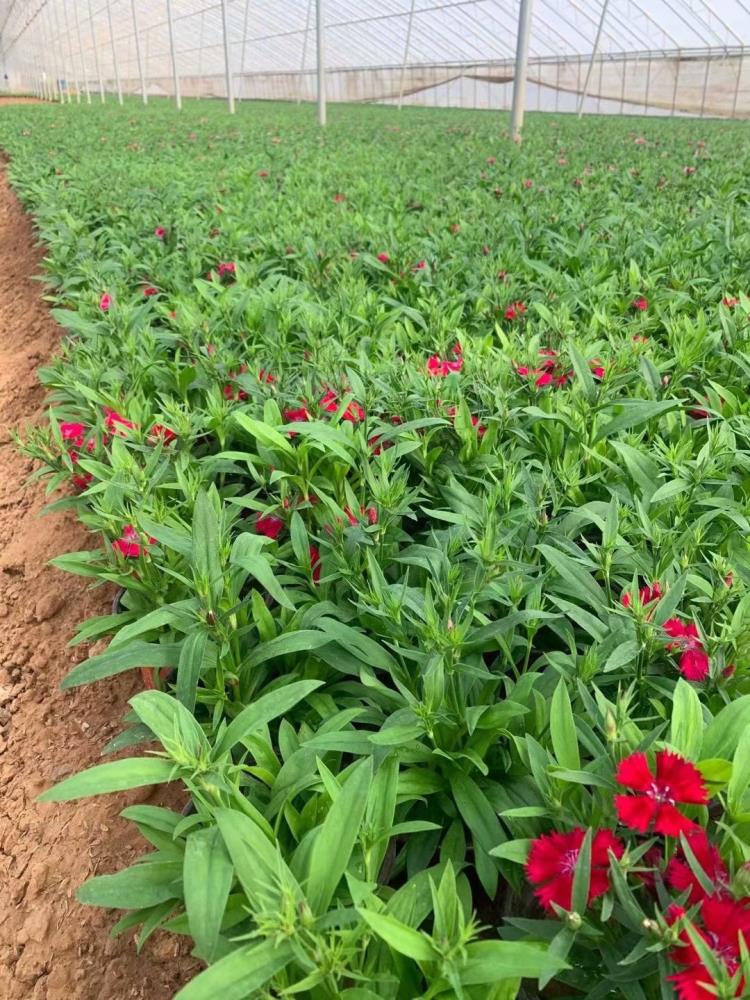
[89,0,105,102]
[63,0,81,103]
[397,0,417,110]
[671,50,681,116]
[74,1,91,104]
[316,0,326,125]
[699,54,711,118]
[577,0,611,117]
[238,0,251,100]
[51,0,68,102]
[220,0,235,113]
[131,0,147,104]
[166,0,181,109]
[510,0,534,140]
[298,0,314,104]
[107,1,123,105]
[732,49,743,119]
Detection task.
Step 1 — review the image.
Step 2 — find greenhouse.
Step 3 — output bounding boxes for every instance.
[1,2,750,1000]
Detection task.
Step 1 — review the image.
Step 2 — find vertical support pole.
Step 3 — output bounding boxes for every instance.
[577,0,610,116]
[51,0,68,102]
[107,1,123,105]
[732,48,743,119]
[644,52,652,114]
[316,0,326,125]
[510,0,534,140]
[131,0,147,104]
[220,0,235,113]
[89,0,105,102]
[298,0,314,103]
[166,0,181,109]
[74,1,91,104]
[671,50,681,116]
[555,58,560,112]
[63,0,81,102]
[397,0,416,110]
[619,56,626,113]
[699,54,710,118]
[596,54,603,112]
[238,0,251,100]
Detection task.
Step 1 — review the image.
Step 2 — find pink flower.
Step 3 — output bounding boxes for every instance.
[112,524,155,559]
[99,293,111,312]
[633,136,647,145]
[504,301,527,321]
[615,750,708,836]
[103,407,136,436]
[257,170,269,178]
[412,260,426,272]
[154,227,166,239]
[664,619,710,681]
[60,422,87,449]
[722,296,739,308]
[143,285,158,297]
[377,252,390,263]
[320,389,364,423]
[256,513,284,540]
[522,179,533,189]
[631,296,648,311]
[217,261,236,280]
[427,353,463,377]
[148,424,177,445]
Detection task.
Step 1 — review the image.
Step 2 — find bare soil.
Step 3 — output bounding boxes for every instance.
[0,97,45,106]
[0,167,198,997]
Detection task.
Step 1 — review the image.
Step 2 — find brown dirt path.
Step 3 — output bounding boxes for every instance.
[0,168,198,997]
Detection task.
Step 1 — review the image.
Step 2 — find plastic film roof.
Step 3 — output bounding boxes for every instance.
[2,1,750,83]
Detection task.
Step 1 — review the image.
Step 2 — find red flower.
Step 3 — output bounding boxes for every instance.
[377,252,390,263]
[590,360,605,379]
[143,285,158,297]
[666,828,729,905]
[154,226,166,238]
[614,750,708,836]
[449,223,460,234]
[621,580,662,609]
[112,524,154,558]
[522,179,533,189]
[332,193,346,203]
[258,368,275,384]
[99,292,112,312]
[515,348,572,389]
[526,827,623,912]
[668,895,750,1000]
[683,165,697,177]
[284,405,311,424]
[103,407,136,436]
[447,406,486,437]
[148,424,177,445]
[631,296,648,311]
[256,513,284,540]
[427,353,463,377]
[60,421,87,449]
[217,261,236,280]
[320,389,365,423]
[664,619,710,682]
[309,545,321,583]
[722,296,739,308]
[486,156,496,165]
[257,170,269,178]
[413,260,426,271]
[504,301,527,321]
[71,472,93,491]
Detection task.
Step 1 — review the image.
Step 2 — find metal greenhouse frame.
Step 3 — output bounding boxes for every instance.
[1,1,749,127]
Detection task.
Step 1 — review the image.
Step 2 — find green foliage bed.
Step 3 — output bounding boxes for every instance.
[2,99,750,999]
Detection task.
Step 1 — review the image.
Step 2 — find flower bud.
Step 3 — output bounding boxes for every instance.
[566,911,582,931]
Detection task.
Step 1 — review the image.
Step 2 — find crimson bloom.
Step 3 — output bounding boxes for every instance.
[154,226,166,238]
[447,405,486,437]
[377,252,390,263]
[256,513,284,540]
[320,389,365,423]
[722,296,739,308]
[621,580,662,609]
[522,178,533,189]
[217,261,236,280]
[427,343,463,377]
[143,285,158,297]
[99,292,112,312]
[668,895,750,1000]
[148,424,177,445]
[515,348,572,389]
[631,296,648,311]
[104,407,136,436]
[112,524,155,559]
[60,421,87,449]
[71,472,93,491]
[664,619,710,682]
[413,260,426,271]
[284,405,311,424]
[258,368,275,384]
[309,545,322,583]
[257,170,269,178]
[666,828,729,905]
[504,300,527,321]
[526,827,623,912]
[614,750,708,836]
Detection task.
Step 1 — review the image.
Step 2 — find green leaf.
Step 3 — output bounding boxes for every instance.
[233,412,293,455]
[214,679,323,757]
[703,696,750,761]
[77,861,182,909]
[357,908,437,962]
[192,488,223,608]
[567,341,596,402]
[38,757,176,802]
[61,641,181,689]
[307,758,372,915]
[243,629,331,670]
[130,690,209,760]
[603,640,640,673]
[460,939,568,983]
[184,827,234,963]
[570,828,592,914]
[537,544,605,610]
[594,399,682,442]
[176,632,217,714]
[173,940,294,1000]
[728,726,750,816]
[550,678,580,770]
[489,839,531,864]
[669,679,704,760]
